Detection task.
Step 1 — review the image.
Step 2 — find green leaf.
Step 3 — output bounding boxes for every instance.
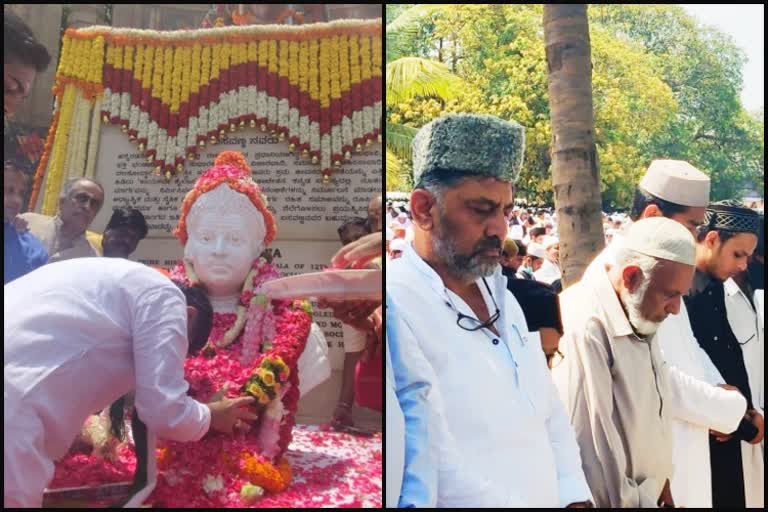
[386,57,463,105]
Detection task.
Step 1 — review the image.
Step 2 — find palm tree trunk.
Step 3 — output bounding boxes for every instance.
[543,5,604,288]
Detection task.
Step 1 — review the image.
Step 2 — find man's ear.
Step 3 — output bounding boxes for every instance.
[621,265,643,294]
[642,204,663,219]
[704,230,720,251]
[410,189,437,230]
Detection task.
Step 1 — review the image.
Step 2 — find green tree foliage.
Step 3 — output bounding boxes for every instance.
[386,4,764,204]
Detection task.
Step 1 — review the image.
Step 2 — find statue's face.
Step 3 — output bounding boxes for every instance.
[185,213,262,296]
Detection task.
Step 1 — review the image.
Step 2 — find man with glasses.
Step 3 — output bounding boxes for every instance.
[21,177,104,262]
[387,114,593,507]
[686,201,764,507]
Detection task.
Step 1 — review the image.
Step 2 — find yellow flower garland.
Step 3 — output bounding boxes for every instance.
[372,34,382,78]
[279,40,289,79]
[360,36,371,82]
[258,39,268,70]
[298,40,309,92]
[308,40,319,101]
[330,36,341,101]
[43,85,76,215]
[201,45,211,89]
[172,46,183,112]
[34,20,383,209]
[339,35,350,94]
[268,40,278,75]
[349,35,360,86]
[152,45,163,99]
[91,36,105,86]
[140,45,152,92]
[288,41,299,87]
[319,37,330,109]
[162,47,174,107]
[181,45,192,107]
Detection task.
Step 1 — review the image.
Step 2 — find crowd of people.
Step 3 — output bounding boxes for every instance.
[386,113,764,508]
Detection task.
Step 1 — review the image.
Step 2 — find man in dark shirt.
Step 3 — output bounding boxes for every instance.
[685,200,764,508]
[4,161,47,284]
[500,238,564,367]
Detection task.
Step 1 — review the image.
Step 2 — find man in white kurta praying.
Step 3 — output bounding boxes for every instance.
[388,114,593,507]
[4,258,259,508]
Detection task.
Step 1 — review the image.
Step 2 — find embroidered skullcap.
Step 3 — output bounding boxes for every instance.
[703,200,760,235]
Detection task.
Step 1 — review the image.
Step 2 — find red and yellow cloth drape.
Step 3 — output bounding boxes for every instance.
[30,19,382,213]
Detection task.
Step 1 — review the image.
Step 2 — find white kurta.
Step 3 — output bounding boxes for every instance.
[723,278,764,508]
[4,258,211,508]
[388,244,592,507]
[534,258,561,285]
[656,302,747,507]
[385,326,405,508]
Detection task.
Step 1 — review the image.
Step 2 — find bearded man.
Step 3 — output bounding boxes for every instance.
[553,217,701,508]
[387,114,593,507]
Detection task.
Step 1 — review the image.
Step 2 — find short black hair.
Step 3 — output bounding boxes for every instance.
[630,186,690,222]
[337,216,370,241]
[516,243,527,257]
[174,281,214,355]
[4,10,51,72]
[415,168,482,190]
[106,207,149,239]
[529,227,546,239]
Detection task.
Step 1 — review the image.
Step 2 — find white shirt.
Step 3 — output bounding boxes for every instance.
[388,244,592,507]
[535,258,561,285]
[723,279,765,507]
[4,258,211,462]
[385,320,405,508]
[656,301,746,507]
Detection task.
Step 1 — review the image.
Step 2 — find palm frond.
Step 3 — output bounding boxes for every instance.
[386,148,411,192]
[386,57,463,105]
[386,122,418,160]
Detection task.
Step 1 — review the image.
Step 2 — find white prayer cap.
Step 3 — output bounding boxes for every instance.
[623,217,695,265]
[543,236,559,249]
[398,212,408,219]
[509,224,524,240]
[390,238,407,252]
[639,159,710,207]
[527,242,546,259]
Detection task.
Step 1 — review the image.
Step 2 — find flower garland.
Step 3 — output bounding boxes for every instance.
[32,19,381,201]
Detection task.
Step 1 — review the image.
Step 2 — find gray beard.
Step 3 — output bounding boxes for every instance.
[432,209,499,282]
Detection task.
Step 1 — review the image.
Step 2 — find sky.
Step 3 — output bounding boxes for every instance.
[679,4,764,113]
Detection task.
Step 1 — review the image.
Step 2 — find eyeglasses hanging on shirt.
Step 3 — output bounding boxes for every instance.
[443,278,501,334]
